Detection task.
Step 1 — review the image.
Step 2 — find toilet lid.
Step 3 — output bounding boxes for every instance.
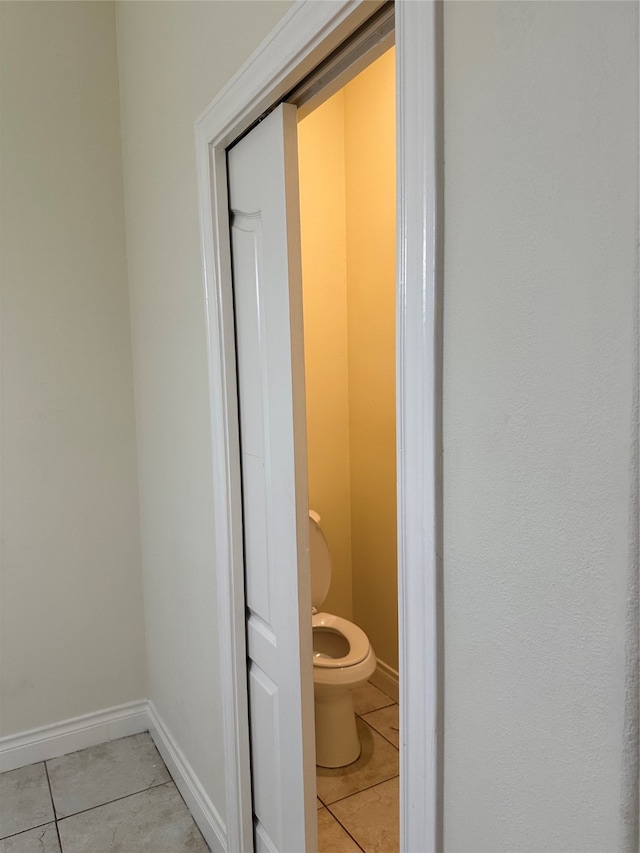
[309,512,331,608]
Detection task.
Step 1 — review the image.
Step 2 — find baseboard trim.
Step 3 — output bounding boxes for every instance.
[1,701,229,850]
[370,658,399,703]
[147,701,227,853]
[0,701,149,773]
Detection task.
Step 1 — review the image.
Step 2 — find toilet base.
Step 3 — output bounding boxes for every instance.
[314,685,361,768]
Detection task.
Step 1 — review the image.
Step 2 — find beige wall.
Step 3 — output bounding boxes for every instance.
[299,49,397,668]
[0,1,147,735]
[115,0,293,825]
[442,3,638,850]
[344,49,397,671]
[299,92,353,621]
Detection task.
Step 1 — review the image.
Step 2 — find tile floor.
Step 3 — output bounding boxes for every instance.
[317,682,399,853]
[0,733,208,853]
[0,681,397,853]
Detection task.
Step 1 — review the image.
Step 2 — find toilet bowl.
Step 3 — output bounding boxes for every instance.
[309,511,376,768]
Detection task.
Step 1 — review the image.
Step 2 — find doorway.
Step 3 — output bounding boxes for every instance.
[195,2,442,851]
[298,46,400,849]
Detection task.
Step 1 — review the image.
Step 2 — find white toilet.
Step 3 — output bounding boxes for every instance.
[309,510,377,768]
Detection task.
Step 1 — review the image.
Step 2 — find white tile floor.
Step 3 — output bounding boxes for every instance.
[0,734,208,853]
[0,681,397,853]
[317,682,399,853]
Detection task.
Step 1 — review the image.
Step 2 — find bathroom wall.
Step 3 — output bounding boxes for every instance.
[0,0,147,735]
[298,92,353,621]
[298,49,398,670]
[344,49,397,673]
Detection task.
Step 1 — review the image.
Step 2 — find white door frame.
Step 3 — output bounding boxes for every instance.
[195,2,443,851]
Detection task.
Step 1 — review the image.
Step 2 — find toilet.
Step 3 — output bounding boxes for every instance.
[309,510,377,768]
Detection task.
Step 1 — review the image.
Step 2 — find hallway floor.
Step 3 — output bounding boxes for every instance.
[1,682,397,853]
[0,733,208,853]
[317,682,399,853]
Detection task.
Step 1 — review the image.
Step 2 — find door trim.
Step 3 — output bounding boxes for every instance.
[195,2,443,850]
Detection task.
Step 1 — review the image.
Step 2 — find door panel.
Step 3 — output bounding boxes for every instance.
[228,103,316,853]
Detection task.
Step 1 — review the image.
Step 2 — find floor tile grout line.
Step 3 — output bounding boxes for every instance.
[117,740,211,848]
[331,811,368,853]
[359,700,398,714]
[320,772,400,808]
[337,819,367,852]
[0,820,56,843]
[319,805,367,853]
[366,730,399,751]
[323,776,400,853]
[359,701,399,714]
[54,779,175,825]
[43,761,64,852]
[355,701,395,718]
[356,702,400,750]
[322,690,398,850]
[2,736,209,851]
[359,722,400,752]
[39,731,171,818]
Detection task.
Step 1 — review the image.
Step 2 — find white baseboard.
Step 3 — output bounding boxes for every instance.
[1,700,229,851]
[370,658,399,703]
[0,701,149,773]
[147,701,227,853]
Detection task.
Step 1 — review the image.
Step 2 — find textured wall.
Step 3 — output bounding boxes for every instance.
[0,1,147,735]
[442,2,639,849]
[115,0,293,826]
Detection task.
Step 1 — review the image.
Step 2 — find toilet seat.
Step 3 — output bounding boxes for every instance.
[312,612,370,668]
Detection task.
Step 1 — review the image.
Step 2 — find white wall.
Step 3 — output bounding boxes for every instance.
[0,1,147,735]
[442,2,639,850]
[115,0,292,826]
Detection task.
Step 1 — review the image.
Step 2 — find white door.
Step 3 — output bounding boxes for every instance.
[227,103,317,853]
